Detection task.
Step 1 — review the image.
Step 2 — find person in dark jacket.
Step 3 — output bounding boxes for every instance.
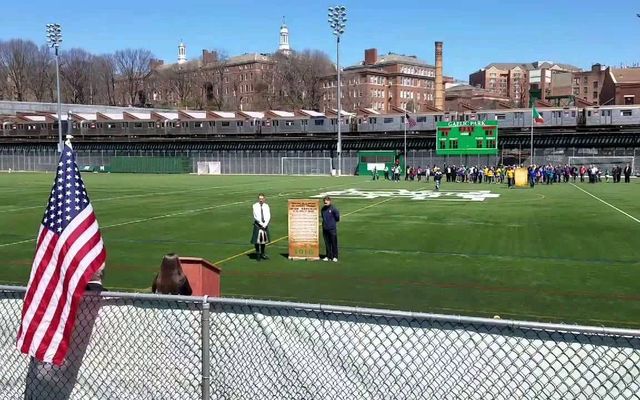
[624,164,632,183]
[321,196,340,262]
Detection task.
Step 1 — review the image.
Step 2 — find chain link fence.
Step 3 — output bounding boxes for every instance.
[1,285,639,399]
[1,147,638,175]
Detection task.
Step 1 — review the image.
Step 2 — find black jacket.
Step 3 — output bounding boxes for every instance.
[321,205,340,231]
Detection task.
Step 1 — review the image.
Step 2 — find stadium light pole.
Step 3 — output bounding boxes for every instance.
[328,6,347,176]
[46,23,63,153]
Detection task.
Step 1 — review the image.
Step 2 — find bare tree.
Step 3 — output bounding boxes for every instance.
[113,48,153,106]
[0,39,39,101]
[91,55,117,105]
[28,45,54,102]
[161,64,197,108]
[270,50,334,110]
[198,51,229,110]
[60,48,93,104]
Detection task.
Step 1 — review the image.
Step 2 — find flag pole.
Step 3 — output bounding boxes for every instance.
[530,105,534,165]
[404,114,407,170]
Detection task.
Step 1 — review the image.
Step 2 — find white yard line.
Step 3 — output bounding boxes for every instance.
[0,181,353,248]
[570,183,640,224]
[0,177,306,214]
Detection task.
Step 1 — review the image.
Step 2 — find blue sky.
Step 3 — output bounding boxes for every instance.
[1,0,638,80]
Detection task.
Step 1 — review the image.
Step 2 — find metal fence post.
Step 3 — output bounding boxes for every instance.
[201,298,211,400]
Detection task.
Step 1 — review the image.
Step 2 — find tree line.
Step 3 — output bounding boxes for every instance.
[0,38,337,111]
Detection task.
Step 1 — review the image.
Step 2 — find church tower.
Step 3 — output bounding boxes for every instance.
[178,40,187,64]
[278,17,291,55]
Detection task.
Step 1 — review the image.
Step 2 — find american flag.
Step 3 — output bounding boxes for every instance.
[405,113,417,128]
[17,142,106,365]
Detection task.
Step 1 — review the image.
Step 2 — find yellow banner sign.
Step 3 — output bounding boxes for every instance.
[515,168,529,188]
[288,199,320,260]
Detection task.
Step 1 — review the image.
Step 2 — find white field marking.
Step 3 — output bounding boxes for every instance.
[0,176,307,214]
[0,180,352,248]
[570,183,640,224]
[312,188,501,202]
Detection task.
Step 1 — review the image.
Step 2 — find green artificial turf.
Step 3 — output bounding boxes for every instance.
[1,172,639,328]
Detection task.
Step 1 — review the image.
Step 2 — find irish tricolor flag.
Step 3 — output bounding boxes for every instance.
[532,105,544,124]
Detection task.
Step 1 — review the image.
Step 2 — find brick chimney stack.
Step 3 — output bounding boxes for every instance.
[435,41,444,110]
[364,48,378,66]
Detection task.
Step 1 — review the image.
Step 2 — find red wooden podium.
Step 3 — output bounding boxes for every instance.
[179,257,221,297]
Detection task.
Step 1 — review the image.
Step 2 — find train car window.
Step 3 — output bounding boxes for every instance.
[314,119,324,126]
[587,111,592,117]
[417,116,427,122]
[134,122,143,128]
[496,114,505,120]
[96,123,103,129]
[194,122,204,128]
[571,111,576,117]
[383,118,393,123]
[209,121,215,127]
[123,122,129,128]
[148,122,155,128]
[515,112,524,118]
[285,120,294,126]
[369,117,377,124]
[621,110,632,116]
[237,121,244,127]
[221,121,230,127]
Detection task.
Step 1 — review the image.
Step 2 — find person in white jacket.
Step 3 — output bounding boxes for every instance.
[251,193,271,261]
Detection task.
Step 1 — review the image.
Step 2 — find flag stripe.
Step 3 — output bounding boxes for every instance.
[19,210,96,352]
[29,218,100,358]
[17,208,93,348]
[17,143,106,366]
[38,231,104,362]
[50,245,105,364]
[17,231,60,343]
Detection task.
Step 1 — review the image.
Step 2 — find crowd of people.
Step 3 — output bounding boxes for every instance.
[373,163,634,187]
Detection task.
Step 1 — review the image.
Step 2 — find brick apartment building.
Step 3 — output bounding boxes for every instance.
[321,47,447,113]
[549,64,606,105]
[469,61,581,107]
[600,67,640,105]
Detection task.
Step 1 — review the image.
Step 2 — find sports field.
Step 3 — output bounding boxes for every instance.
[1,173,639,328]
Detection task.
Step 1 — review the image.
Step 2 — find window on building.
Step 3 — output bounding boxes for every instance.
[621,109,633,116]
[573,78,580,85]
[583,87,588,94]
[592,92,598,100]
[624,96,635,105]
[592,81,598,89]
[583,77,588,84]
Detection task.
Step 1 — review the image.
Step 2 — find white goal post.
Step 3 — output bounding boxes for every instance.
[196,161,221,175]
[281,157,333,176]
[568,156,634,173]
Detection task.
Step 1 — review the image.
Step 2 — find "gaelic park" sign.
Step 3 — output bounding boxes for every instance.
[436,120,498,156]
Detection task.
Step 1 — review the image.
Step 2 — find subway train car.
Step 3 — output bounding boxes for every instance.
[2,105,640,140]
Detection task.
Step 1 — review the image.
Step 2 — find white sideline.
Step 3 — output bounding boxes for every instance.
[0,181,352,248]
[570,183,640,224]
